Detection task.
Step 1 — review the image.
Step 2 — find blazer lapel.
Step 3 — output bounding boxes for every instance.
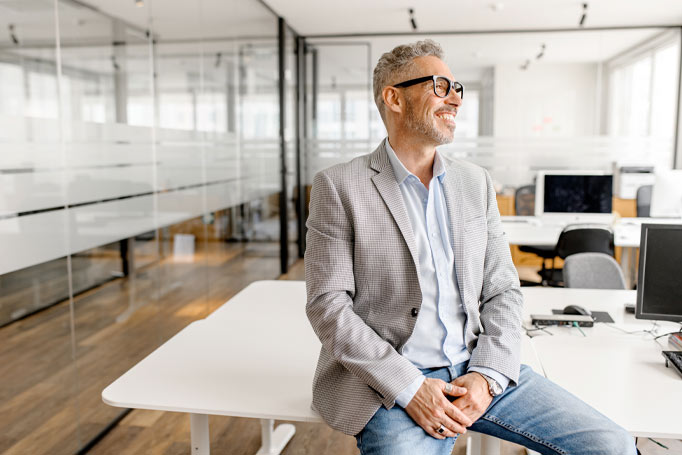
[369,142,421,279]
[441,160,467,301]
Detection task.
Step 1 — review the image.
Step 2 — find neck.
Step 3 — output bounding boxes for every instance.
[387,132,437,187]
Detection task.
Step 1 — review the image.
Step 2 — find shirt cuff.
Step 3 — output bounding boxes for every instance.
[468,366,510,392]
[394,374,426,408]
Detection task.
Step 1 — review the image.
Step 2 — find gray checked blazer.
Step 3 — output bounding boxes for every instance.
[305,139,523,436]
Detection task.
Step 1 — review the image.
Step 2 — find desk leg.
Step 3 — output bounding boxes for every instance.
[190,413,210,455]
[466,432,500,455]
[255,419,296,455]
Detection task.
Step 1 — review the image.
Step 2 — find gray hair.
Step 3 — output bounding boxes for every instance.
[372,39,444,121]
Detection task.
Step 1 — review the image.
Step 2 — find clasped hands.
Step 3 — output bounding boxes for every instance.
[403,372,493,439]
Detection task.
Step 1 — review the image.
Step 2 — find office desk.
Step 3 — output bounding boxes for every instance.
[502,216,682,247]
[502,217,682,287]
[522,287,682,439]
[103,281,322,455]
[103,280,541,455]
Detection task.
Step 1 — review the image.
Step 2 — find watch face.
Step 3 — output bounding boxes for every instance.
[491,382,503,396]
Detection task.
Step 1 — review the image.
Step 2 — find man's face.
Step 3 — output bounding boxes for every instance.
[399,56,462,145]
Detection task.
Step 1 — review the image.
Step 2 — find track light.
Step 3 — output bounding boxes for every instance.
[520,59,530,71]
[8,24,18,46]
[408,8,417,31]
[215,52,222,68]
[579,3,588,27]
[536,43,546,60]
[111,55,120,71]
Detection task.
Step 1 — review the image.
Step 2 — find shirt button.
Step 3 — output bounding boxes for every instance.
[431,232,437,238]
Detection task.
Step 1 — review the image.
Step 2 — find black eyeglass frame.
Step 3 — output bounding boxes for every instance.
[393,75,464,99]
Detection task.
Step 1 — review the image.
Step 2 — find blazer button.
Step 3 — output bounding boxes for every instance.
[411,308,419,317]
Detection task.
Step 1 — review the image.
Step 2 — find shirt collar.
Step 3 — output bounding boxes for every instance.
[384,137,447,185]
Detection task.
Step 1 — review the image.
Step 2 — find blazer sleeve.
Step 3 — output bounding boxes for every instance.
[467,169,524,386]
[305,170,422,408]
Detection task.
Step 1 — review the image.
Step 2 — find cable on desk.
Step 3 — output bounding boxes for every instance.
[604,321,661,340]
[653,330,682,341]
[572,322,586,337]
[524,324,554,336]
[647,438,669,449]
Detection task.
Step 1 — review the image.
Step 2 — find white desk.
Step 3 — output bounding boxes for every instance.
[103,280,541,455]
[502,216,682,248]
[522,287,682,440]
[103,281,322,455]
[502,216,682,288]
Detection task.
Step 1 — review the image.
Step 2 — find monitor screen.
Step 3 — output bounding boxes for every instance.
[636,224,682,323]
[543,175,613,214]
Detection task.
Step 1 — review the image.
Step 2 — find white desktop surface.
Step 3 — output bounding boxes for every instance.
[533,335,682,439]
[501,216,682,248]
[103,281,322,423]
[102,280,541,455]
[522,288,682,439]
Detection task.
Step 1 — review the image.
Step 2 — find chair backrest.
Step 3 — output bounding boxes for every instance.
[515,184,535,216]
[564,252,626,289]
[636,185,652,217]
[556,224,614,259]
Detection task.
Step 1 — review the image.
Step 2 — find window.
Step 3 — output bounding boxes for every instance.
[608,35,679,139]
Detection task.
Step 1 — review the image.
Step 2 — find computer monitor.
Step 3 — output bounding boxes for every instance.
[650,170,682,218]
[635,223,682,323]
[534,170,613,220]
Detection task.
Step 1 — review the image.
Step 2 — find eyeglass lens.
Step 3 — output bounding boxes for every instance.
[434,76,463,99]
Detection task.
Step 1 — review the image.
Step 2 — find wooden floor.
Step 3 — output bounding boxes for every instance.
[0,241,283,454]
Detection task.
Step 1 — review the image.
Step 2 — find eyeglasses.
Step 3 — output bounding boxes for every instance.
[393,75,464,99]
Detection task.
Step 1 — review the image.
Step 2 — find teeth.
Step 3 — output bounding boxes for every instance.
[437,113,455,122]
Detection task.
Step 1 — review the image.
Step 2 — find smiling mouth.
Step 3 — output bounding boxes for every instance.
[435,111,457,125]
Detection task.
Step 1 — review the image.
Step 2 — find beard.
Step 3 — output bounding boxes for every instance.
[404,99,455,145]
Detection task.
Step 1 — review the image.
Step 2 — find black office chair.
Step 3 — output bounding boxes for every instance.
[515,185,556,285]
[636,185,652,217]
[547,224,615,285]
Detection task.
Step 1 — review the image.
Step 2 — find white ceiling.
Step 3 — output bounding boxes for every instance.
[266,0,682,36]
[0,0,676,85]
[80,0,278,40]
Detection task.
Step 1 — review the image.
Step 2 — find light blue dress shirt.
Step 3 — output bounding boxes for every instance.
[383,139,510,408]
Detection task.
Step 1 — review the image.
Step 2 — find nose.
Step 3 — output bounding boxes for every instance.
[446,88,462,107]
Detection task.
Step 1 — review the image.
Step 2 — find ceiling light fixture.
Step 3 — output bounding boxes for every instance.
[8,24,18,46]
[579,3,588,27]
[135,0,144,7]
[536,43,546,60]
[408,8,417,31]
[489,2,504,12]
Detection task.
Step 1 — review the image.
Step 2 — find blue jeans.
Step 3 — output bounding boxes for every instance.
[356,363,636,455]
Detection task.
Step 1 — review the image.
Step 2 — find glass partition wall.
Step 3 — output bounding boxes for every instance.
[305,29,682,190]
[0,0,300,453]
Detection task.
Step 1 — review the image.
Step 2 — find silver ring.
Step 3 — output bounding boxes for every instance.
[437,424,445,434]
[444,383,453,393]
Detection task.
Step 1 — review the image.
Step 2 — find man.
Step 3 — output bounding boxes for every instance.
[305,39,635,455]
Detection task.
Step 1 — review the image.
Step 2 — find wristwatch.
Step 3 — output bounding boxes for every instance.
[477,373,503,397]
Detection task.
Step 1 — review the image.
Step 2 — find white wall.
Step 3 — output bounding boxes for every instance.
[493,63,599,137]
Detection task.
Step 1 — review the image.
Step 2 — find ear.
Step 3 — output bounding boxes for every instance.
[382,86,403,115]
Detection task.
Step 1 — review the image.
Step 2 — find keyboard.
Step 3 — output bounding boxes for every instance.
[662,351,682,378]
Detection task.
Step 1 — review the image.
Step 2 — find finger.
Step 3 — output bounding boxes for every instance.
[440,412,468,435]
[443,382,467,397]
[444,401,474,427]
[422,422,446,440]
